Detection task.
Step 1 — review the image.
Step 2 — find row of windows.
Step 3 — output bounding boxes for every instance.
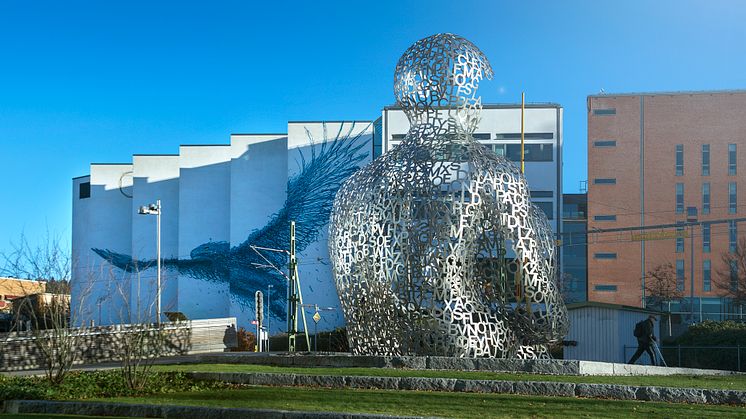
[482,143,554,162]
[675,182,738,214]
[594,258,730,294]
[596,221,738,259]
[390,132,555,141]
[675,143,737,177]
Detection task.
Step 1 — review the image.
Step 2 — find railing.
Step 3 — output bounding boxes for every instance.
[624,344,745,371]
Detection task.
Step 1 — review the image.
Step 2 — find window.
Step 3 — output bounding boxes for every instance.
[530,190,554,198]
[534,202,553,220]
[703,260,712,292]
[594,285,618,292]
[702,144,710,176]
[703,223,711,253]
[729,144,737,175]
[676,183,684,214]
[593,108,616,115]
[482,144,506,156]
[676,259,685,291]
[494,132,553,140]
[391,134,405,141]
[594,178,617,185]
[731,261,739,291]
[593,140,617,147]
[79,182,91,199]
[730,182,737,214]
[505,144,553,162]
[730,221,738,253]
[594,252,617,260]
[594,215,617,221]
[702,182,710,215]
[472,133,491,140]
[675,144,684,176]
[676,222,685,253]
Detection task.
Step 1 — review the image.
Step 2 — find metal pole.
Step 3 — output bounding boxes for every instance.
[288,221,298,352]
[520,92,525,174]
[314,317,318,352]
[156,199,161,326]
[267,284,272,352]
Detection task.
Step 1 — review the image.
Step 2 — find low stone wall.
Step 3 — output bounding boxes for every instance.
[0,317,237,372]
[192,353,738,376]
[188,371,746,405]
[2,400,425,419]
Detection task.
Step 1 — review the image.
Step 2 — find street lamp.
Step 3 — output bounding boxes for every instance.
[138,200,161,325]
[687,206,698,324]
[267,283,273,352]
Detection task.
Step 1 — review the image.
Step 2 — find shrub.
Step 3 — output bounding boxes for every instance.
[666,320,746,370]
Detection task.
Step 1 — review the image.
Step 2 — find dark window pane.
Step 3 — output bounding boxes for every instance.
[494,132,554,140]
[676,259,685,291]
[675,144,684,176]
[593,140,616,147]
[703,223,711,253]
[730,182,737,214]
[594,215,617,221]
[702,183,710,215]
[530,190,554,198]
[702,144,710,176]
[729,144,737,175]
[593,108,616,115]
[594,284,617,291]
[505,144,553,162]
[392,134,405,140]
[472,133,491,140]
[594,178,616,185]
[79,182,91,199]
[676,183,684,214]
[703,260,711,292]
[594,252,617,260]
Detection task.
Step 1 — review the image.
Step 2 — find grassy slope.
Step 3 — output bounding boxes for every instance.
[97,387,746,419]
[154,363,746,391]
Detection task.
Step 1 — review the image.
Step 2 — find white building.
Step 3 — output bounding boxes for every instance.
[380,104,563,233]
[72,103,563,333]
[72,121,373,332]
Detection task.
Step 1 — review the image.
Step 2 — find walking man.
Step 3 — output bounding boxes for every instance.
[628,315,657,365]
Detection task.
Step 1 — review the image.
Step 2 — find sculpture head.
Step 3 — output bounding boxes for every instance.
[393,33,494,133]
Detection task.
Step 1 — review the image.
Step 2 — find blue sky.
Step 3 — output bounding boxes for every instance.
[1,0,745,254]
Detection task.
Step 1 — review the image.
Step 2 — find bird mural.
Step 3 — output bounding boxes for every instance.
[92,122,371,321]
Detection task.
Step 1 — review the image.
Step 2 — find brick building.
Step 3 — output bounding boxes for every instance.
[587,90,746,321]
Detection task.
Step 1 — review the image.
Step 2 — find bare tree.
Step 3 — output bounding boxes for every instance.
[110,265,181,390]
[1,230,93,384]
[716,237,746,312]
[645,262,683,312]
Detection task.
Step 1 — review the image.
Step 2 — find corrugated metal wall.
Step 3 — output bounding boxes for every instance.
[565,307,659,364]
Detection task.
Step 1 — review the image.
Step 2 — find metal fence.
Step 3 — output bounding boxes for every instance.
[624,344,746,371]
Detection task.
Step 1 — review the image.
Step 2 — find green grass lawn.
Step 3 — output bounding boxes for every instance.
[154,363,746,391]
[97,386,746,418]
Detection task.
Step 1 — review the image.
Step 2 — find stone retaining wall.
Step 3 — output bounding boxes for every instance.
[187,371,746,405]
[0,317,237,371]
[193,353,737,376]
[2,400,430,419]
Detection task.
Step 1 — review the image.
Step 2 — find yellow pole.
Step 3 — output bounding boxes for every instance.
[521,92,525,174]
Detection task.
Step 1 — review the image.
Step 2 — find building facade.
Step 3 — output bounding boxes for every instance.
[72,103,566,333]
[587,91,746,320]
[72,121,373,332]
[381,104,563,236]
[562,193,587,303]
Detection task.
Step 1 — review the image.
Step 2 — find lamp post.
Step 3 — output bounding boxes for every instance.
[687,206,698,324]
[138,200,162,325]
[267,284,273,352]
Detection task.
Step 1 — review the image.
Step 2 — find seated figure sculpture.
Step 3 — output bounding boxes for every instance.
[329,33,568,358]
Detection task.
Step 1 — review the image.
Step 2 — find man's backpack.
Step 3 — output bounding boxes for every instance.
[633,320,646,338]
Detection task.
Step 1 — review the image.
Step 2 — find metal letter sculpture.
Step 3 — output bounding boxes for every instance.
[329,33,568,358]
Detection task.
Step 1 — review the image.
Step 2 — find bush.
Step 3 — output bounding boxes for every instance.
[234,327,256,352]
[666,320,746,371]
[0,370,231,402]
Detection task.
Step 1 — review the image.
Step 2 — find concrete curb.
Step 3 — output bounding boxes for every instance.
[191,353,738,376]
[188,371,746,405]
[2,400,438,419]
